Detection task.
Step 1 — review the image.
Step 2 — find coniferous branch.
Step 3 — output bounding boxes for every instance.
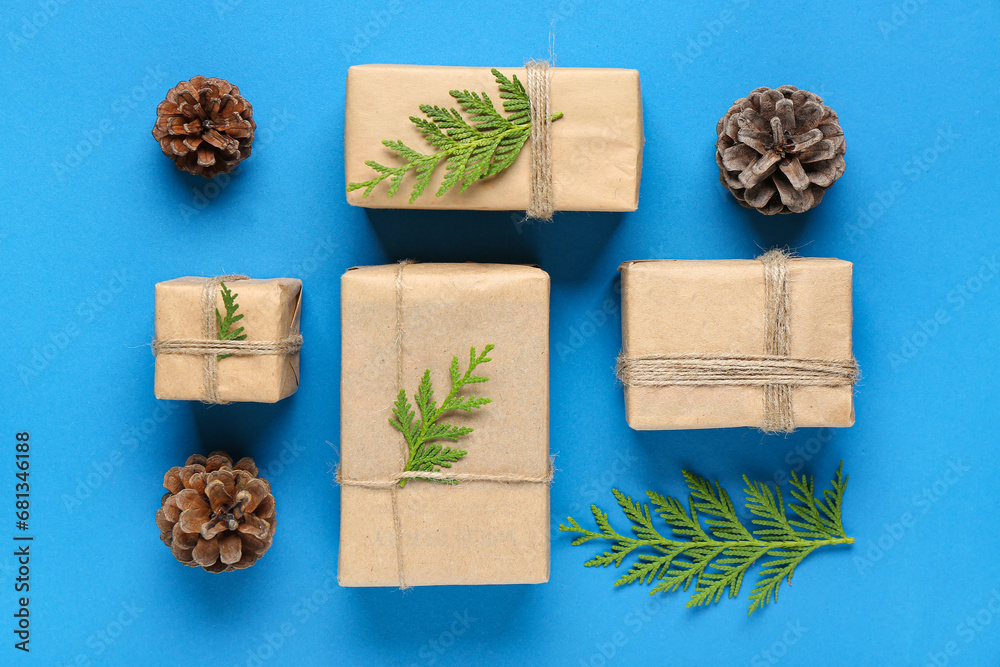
[215,282,246,361]
[560,463,853,615]
[347,70,564,203]
[389,345,494,487]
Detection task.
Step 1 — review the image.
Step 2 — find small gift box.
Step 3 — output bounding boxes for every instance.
[617,251,858,431]
[338,262,550,587]
[344,64,643,215]
[153,276,302,403]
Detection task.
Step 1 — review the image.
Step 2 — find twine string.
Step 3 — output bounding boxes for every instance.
[615,354,860,387]
[390,260,412,589]
[760,249,793,432]
[151,338,304,356]
[525,60,554,221]
[338,469,555,491]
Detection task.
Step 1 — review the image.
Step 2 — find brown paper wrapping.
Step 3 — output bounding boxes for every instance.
[154,277,302,403]
[620,259,855,430]
[345,64,643,212]
[339,263,550,587]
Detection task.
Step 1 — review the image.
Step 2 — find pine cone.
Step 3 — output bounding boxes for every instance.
[716,86,846,215]
[155,451,275,573]
[152,76,255,178]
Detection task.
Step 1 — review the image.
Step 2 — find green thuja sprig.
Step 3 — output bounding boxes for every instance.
[347,69,564,203]
[560,463,853,615]
[389,345,494,487]
[215,282,246,361]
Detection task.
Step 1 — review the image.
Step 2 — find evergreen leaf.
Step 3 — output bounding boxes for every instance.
[389,345,493,486]
[215,282,248,361]
[347,70,563,202]
[562,463,854,615]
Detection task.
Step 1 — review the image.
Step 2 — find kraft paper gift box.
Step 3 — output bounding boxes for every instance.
[338,263,550,587]
[617,255,858,431]
[344,64,643,212]
[153,277,302,403]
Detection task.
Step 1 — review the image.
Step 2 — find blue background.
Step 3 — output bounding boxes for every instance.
[2,0,998,665]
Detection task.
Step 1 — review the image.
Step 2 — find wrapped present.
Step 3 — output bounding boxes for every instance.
[338,262,551,587]
[153,276,302,403]
[345,64,643,216]
[617,251,858,431]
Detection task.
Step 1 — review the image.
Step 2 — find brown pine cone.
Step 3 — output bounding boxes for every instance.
[152,76,255,178]
[716,85,846,214]
[155,451,275,573]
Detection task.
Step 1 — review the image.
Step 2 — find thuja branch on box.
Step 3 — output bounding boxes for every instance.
[561,463,853,615]
[389,345,493,486]
[215,282,246,361]
[347,70,563,203]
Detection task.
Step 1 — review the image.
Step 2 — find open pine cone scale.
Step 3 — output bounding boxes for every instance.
[156,452,275,573]
[716,86,846,214]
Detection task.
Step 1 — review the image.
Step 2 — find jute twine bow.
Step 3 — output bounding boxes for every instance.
[615,250,860,433]
[151,275,304,405]
[525,60,554,221]
[336,260,554,589]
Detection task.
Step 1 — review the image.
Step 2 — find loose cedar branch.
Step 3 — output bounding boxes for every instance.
[560,463,853,615]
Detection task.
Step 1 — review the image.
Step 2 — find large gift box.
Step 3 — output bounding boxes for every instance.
[338,263,550,587]
[617,252,858,431]
[153,276,302,403]
[344,64,643,213]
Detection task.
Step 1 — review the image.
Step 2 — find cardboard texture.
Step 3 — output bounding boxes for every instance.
[339,263,550,587]
[345,64,643,212]
[154,277,302,403]
[620,259,855,430]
